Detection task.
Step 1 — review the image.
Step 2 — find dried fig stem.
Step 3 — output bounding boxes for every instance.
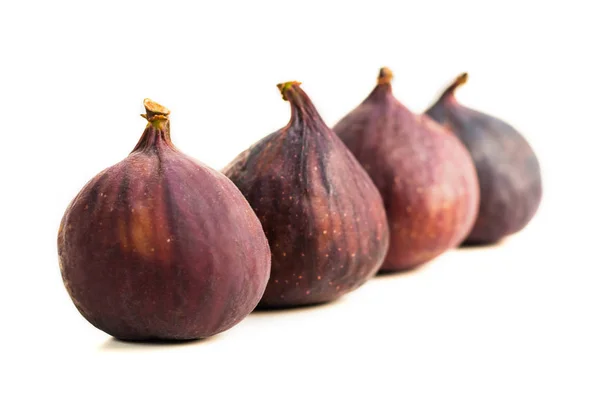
[277,81,303,101]
[442,72,469,97]
[377,67,394,85]
[133,98,173,152]
[276,81,325,128]
[141,98,171,122]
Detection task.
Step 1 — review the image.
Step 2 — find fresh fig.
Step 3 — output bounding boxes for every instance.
[333,68,479,271]
[223,81,389,308]
[425,73,543,245]
[57,99,271,341]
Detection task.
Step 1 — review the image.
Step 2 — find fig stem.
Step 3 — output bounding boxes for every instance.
[442,72,469,97]
[276,81,328,128]
[141,98,170,122]
[377,67,394,85]
[132,98,173,153]
[277,81,303,101]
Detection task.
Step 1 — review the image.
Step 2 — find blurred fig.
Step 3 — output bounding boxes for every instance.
[333,68,479,271]
[57,99,271,341]
[426,73,542,244]
[223,81,389,308]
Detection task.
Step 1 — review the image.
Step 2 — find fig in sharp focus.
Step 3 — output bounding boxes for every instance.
[333,68,479,271]
[425,73,543,245]
[57,99,271,341]
[223,81,389,308]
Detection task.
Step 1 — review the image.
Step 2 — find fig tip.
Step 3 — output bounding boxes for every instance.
[142,98,170,121]
[277,81,302,101]
[441,72,469,98]
[143,98,170,115]
[378,67,394,84]
[456,72,469,86]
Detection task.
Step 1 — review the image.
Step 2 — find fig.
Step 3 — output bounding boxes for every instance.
[223,81,389,308]
[425,73,543,245]
[57,99,271,341]
[332,68,479,271]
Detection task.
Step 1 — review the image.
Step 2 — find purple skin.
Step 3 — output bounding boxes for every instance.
[223,82,389,308]
[57,99,271,341]
[333,68,480,271]
[426,73,543,245]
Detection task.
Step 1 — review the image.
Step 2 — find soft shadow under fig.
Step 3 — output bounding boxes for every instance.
[459,239,504,249]
[251,295,347,315]
[375,264,425,279]
[99,335,216,351]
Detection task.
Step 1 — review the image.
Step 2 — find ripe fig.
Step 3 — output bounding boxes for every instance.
[333,68,479,271]
[425,73,543,245]
[223,81,389,308]
[57,99,271,341]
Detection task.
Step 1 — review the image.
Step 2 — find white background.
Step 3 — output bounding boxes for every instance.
[1,1,598,399]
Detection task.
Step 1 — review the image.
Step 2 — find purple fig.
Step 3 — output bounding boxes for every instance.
[426,73,543,244]
[223,81,389,308]
[333,68,479,271]
[57,99,271,341]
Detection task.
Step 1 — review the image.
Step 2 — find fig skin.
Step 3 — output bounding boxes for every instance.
[57,99,271,341]
[333,68,479,271]
[426,73,543,245]
[223,81,389,308]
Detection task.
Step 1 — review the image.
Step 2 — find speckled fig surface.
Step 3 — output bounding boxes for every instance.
[426,73,542,245]
[57,99,271,341]
[223,81,389,308]
[333,68,479,271]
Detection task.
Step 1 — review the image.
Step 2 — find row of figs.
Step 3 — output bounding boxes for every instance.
[58,68,542,341]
